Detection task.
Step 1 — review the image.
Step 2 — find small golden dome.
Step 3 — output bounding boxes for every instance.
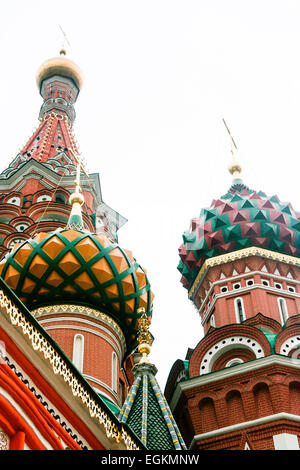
[36,53,84,91]
[69,190,84,206]
[228,160,242,178]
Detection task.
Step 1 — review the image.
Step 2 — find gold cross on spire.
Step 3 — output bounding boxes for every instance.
[68,149,87,207]
[58,25,71,56]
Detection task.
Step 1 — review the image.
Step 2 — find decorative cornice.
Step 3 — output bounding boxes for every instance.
[32,304,126,352]
[0,286,142,450]
[2,352,89,449]
[200,283,300,326]
[41,323,124,361]
[190,412,300,449]
[169,354,299,412]
[189,247,300,300]
[132,362,158,377]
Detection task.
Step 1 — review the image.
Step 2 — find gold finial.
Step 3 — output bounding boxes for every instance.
[222,118,242,179]
[136,309,153,363]
[69,149,84,206]
[59,25,70,57]
[36,27,84,92]
[66,153,85,231]
[68,149,89,206]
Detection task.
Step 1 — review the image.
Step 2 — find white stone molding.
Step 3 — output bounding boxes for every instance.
[41,322,123,362]
[273,433,299,450]
[199,335,265,375]
[280,334,300,356]
[0,431,9,450]
[190,413,300,450]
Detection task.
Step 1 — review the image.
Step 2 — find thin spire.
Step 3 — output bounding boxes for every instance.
[59,25,70,56]
[118,309,187,450]
[222,118,242,182]
[67,153,85,231]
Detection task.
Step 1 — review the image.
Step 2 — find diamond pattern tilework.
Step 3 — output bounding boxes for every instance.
[178,181,300,290]
[75,237,99,261]
[0,227,153,349]
[14,242,34,267]
[42,236,65,259]
[91,257,114,283]
[29,254,49,277]
[58,251,80,275]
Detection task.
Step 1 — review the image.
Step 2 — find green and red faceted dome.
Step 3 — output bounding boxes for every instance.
[178,179,300,290]
[0,226,154,349]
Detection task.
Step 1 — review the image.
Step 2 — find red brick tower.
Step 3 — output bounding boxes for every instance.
[165,156,300,450]
[0,50,126,257]
[0,51,154,416]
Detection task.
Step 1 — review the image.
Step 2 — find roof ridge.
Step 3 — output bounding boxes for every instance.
[118,361,186,450]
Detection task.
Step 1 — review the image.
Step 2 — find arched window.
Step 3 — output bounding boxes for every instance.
[112,352,118,393]
[55,194,66,204]
[278,298,288,325]
[226,390,245,425]
[253,383,273,417]
[199,398,218,432]
[210,314,215,328]
[119,380,124,404]
[289,382,300,415]
[72,334,84,373]
[235,297,245,323]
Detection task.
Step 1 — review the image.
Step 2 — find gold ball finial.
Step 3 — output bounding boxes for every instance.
[228,160,242,178]
[69,191,84,206]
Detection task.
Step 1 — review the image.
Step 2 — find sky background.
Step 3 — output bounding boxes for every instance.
[0,0,300,388]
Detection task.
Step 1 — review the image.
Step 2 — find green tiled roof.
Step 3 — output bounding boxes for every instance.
[98,393,120,416]
[119,361,186,450]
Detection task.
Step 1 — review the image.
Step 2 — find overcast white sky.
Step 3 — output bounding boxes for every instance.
[1,0,300,388]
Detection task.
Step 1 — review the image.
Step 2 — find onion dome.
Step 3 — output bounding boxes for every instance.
[36,50,84,92]
[178,175,300,291]
[0,187,153,351]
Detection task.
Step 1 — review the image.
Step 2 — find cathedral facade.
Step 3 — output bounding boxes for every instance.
[0,48,299,451]
[0,51,185,451]
[165,161,300,450]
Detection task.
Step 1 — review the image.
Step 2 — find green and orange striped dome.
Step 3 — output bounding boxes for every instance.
[0,227,153,350]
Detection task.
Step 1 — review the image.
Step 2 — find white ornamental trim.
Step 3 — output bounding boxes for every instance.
[199,336,265,375]
[0,431,9,450]
[280,335,300,356]
[0,289,140,450]
[32,304,126,350]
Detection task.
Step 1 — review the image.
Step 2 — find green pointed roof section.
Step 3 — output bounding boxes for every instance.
[119,362,186,450]
[67,193,85,231]
[67,212,84,231]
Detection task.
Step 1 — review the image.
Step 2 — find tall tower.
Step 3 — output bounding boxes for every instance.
[165,154,300,450]
[0,50,125,258]
[0,50,153,412]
